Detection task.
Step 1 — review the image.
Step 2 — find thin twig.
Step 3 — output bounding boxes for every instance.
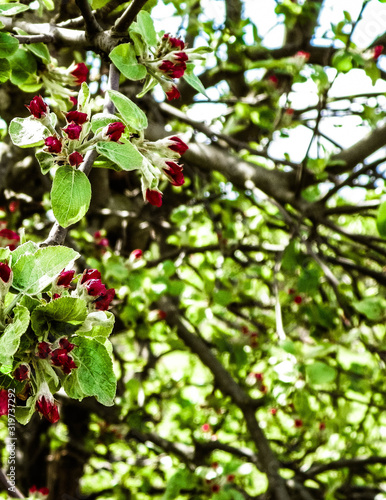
[0,469,24,498]
[14,34,54,44]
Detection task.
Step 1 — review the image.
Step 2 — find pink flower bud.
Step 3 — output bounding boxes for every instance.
[66,111,88,125]
[131,249,143,259]
[69,96,77,107]
[0,262,11,283]
[68,151,84,167]
[63,123,82,140]
[81,269,101,284]
[168,136,188,155]
[26,96,48,119]
[146,189,163,207]
[57,269,75,287]
[37,341,51,359]
[35,395,60,423]
[14,365,29,381]
[94,288,115,311]
[70,62,88,85]
[44,136,62,154]
[0,389,8,416]
[104,122,125,142]
[295,50,310,61]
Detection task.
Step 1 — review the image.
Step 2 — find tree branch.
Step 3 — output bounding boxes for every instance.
[159,297,291,500]
[75,0,103,35]
[112,0,149,35]
[0,469,24,498]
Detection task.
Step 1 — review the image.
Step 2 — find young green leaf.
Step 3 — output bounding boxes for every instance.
[0,305,30,373]
[0,3,29,16]
[96,141,143,171]
[76,310,115,339]
[51,165,92,228]
[109,43,147,81]
[132,10,157,47]
[0,58,10,83]
[71,336,116,406]
[12,246,79,295]
[9,116,48,148]
[107,90,148,130]
[9,48,37,85]
[0,32,19,58]
[31,297,88,337]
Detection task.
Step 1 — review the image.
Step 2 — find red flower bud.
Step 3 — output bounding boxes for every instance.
[158,310,167,320]
[0,262,11,283]
[227,474,235,482]
[94,288,115,311]
[294,295,302,304]
[69,151,84,166]
[70,62,88,85]
[37,341,51,359]
[63,123,82,140]
[69,96,77,107]
[211,484,220,493]
[294,418,303,428]
[169,136,188,155]
[270,408,277,415]
[14,365,29,381]
[59,338,75,352]
[57,269,75,287]
[163,34,186,50]
[146,189,163,207]
[26,95,48,119]
[81,269,101,284]
[51,348,77,374]
[66,111,88,125]
[163,161,185,186]
[44,136,62,154]
[165,85,180,100]
[52,293,61,300]
[0,229,20,242]
[84,279,106,297]
[36,395,60,423]
[373,45,384,60]
[295,50,310,61]
[201,423,210,432]
[39,487,49,496]
[104,122,125,142]
[319,422,326,431]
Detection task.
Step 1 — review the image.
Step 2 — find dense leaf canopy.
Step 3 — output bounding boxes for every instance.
[0,1,386,500]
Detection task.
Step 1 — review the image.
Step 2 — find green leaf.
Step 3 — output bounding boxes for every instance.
[109,43,147,81]
[90,0,110,8]
[0,58,10,83]
[0,305,30,373]
[14,28,50,63]
[107,89,148,130]
[306,361,337,386]
[96,141,143,171]
[9,116,48,148]
[15,400,35,425]
[9,48,37,85]
[11,241,38,264]
[78,81,90,111]
[36,150,54,175]
[91,113,121,134]
[183,65,209,98]
[0,3,29,16]
[12,245,79,295]
[132,10,157,47]
[31,297,88,337]
[51,165,92,228]
[352,297,386,320]
[63,368,84,399]
[376,200,386,237]
[71,336,116,406]
[76,311,115,339]
[0,32,19,58]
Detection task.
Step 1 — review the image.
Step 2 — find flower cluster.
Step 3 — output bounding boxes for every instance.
[29,485,49,499]
[133,135,189,207]
[26,95,126,173]
[37,338,77,375]
[142,33,207,101]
